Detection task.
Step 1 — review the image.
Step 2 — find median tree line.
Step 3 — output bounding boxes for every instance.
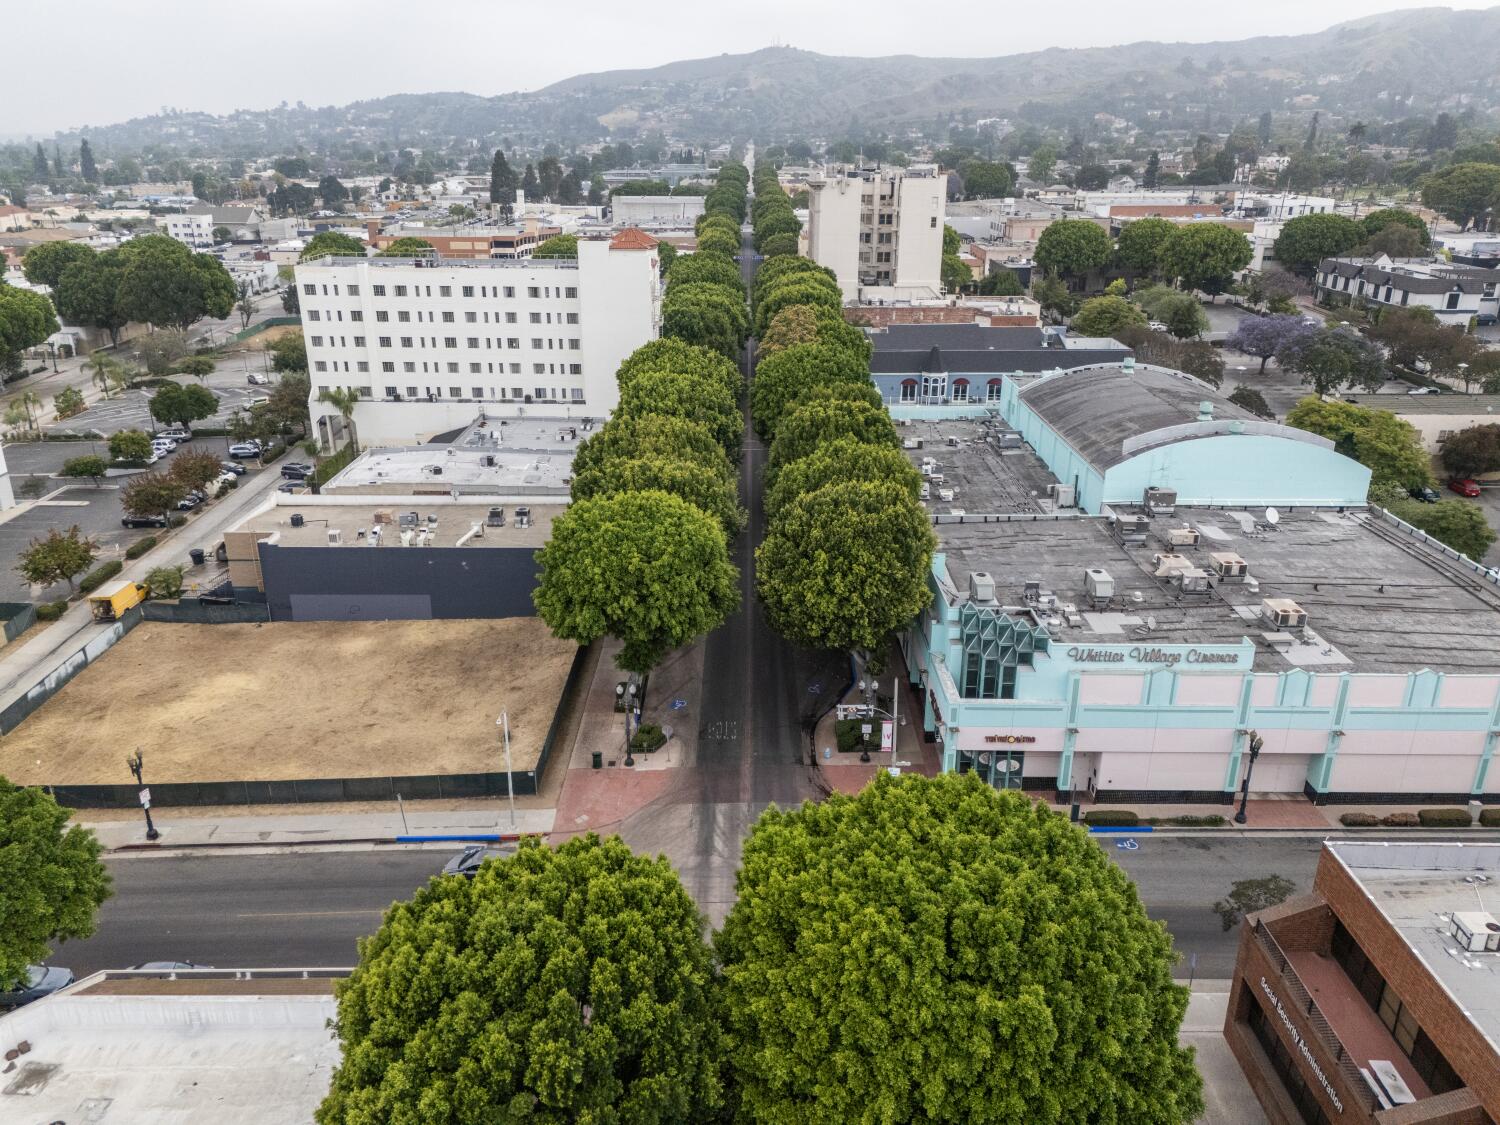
[316,774,1204,1124]
[533,336,744,683]
[750,161,800,259]
[660,164,750,358]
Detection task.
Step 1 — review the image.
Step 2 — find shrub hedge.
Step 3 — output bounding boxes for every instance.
[78,560,123,595]
[630,724,667,753]
[1481,808,1500,828]
[1417,808,1473,827]
[35,600,68,621]
[125,536,157,560]
[1082,810,1139,827]
[1381,812,1420,828]
[1338,813,1380,827]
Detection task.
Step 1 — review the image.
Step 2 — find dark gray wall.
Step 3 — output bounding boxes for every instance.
[257,543,539,621]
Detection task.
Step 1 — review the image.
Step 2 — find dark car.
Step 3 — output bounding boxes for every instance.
[280,462,315,480]
[0,964,74,1011]
[1409,486,1441,503]
[276,479,308,493]
[441,844,510,878]
[219,461,247,476]
[122,513,169,529]
[176,491,204,511]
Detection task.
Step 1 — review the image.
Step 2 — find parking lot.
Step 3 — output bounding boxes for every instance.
[0,438,274,603]
[46,378,269,438]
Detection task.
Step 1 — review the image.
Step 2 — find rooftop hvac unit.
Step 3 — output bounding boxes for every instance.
[920,483,930,501]
[1173,567,1210,593]
[1167,526,1199,547]
[290,513,304,528]
[1084,567,1114,599]
[327,529,342,545]
[946,435,961,447]
[994,431,1023,449]
[1210,552,1248,578]
[1153,553,1193,578]
[1144,487,1177,515]
[399,511,419,528]
[969,571,995,602]
[929,473,945,485]
[902,437,923,450]
[922,460,939,476]
[1114,515,1148,545]
[1048,483,1076,508]
[1450,911,1500,952]
[938,488,955,502]
[483,455,496,467]
[487,506,506,527]
[1262,599,1308,629]
[514,506,531,529]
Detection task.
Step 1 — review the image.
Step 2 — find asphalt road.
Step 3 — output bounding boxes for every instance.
[56,834,1327,978]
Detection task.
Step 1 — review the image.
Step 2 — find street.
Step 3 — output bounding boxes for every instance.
[56,834,1328,978]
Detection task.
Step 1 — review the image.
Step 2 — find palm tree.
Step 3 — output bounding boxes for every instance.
[316,387,360,454]
[19,390,42,430]
[87,353,119,400]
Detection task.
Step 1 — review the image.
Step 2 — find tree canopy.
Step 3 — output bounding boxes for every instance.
[1225,314,1316,373]
[0,777,112,990]
[1272,213,1364,277]
[716,773,1203,1124]
[376,237,435,258]
[1277,328,1386,395]
[1391,498,1496,560]
[115,235,235,329]
[756,479,934,654]
[299,230,367,262]
[1114,217,1174,277]
[0,285,61,362]
[615,368,740,456]
[149,381,218,428]
[764,437,921,520]
[571,414,729,482]
[571,454,742,538]
[1441,424,1500,479]
[751,342,871,440]
[1286,397,1430,489]
[317,835,722,1125]
[1420,162,1500,231]
[1034,218,1112,280]
[531,234,578,260]
[15,525,96,591]
[534,490,738,674]
[1158,224,1252,295]
[1071,295,1146,338]
[767,397,899,481]
[21,240,95,289]
[615,337,742,399]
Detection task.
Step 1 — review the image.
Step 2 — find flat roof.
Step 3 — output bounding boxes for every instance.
[936,505,1500,674]
[868,324,1129,376]
[1358,393,1500,417]
[1328,842,1500,1053]
[0,970,343,1124]
[235,501,561,548]
[898,416,1059,516]
[326,417,583,493]
[1018,363,1257,470]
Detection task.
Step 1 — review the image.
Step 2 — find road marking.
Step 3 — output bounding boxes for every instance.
[235,909,385,918]
[36,500,91,506]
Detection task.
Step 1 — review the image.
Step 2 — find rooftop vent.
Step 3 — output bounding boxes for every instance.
[1084,567,1114,600]
[1198,400,1214,422]
[1121,356,1135,372]
[1450,912,1500,953]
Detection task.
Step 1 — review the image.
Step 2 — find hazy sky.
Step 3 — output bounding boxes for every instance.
[7,1,1495,136]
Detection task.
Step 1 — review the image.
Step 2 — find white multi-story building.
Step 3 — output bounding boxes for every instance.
[295,230,662,448]
[805,164,946,302]
[1315,254,1500,329]
[160,211,216,248]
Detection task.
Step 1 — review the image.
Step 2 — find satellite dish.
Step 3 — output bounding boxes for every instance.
[1265,507,1280,525]
[1146,616,1158,631]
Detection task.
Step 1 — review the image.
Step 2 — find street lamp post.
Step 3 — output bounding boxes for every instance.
[856,675,900,764]
[1233,732,1265,825]
[125,749,160,841]
[497,711,517,830]
[621,681,639,767]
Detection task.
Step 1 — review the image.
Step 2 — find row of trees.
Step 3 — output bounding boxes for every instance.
[317,775,1204,1123]
[21,235,236,347]
[1271,209,1430,277]
[533,337,744,676]
[749,162,800,259]
[1034,217,1253,299]
[747,246,936,674]
[660,165,750,358]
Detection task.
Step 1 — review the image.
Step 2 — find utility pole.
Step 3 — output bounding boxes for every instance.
[498,711,517,830]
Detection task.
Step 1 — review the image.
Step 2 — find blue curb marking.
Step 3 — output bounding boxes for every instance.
[1086,825,1154,833]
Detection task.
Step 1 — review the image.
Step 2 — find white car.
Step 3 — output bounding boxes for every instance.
[151,439,177,454]
[155,428,192,442]
[1148,321,1168,333]
[247,372,271,386]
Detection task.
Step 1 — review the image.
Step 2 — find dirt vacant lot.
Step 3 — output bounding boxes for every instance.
[0,619,577,785]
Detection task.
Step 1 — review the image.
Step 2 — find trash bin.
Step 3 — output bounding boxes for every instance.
[189,548,206,566]
[591,750,602,770]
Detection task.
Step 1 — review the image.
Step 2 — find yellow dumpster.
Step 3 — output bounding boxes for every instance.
[88,579,147,622]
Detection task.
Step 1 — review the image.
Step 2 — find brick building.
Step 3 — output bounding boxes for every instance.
[1227,840,1500,1123]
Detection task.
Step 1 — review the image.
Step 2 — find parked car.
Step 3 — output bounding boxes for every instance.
[219,461,247,476]
[155,427,192,442]
[1409,485,1441,503]
[143,450,160,466]
[441,844,510,878]
[122,513,169,528]
[280,462,315,480]
[128,961,213,971]
[151,438,177,454]
[228,442,262,459]
[276,479,307,493]
[176,491,204,511]
[1147,321,1168,333]
[247,372,271,386]
[1449,478,1483,498]
[0,964,74,1011]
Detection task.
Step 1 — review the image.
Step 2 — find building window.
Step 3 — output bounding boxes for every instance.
[565,286,577,298]
[307,310,321,321]
[446,364,459,375]
[310,335,324,347]
[527,286,540,298]
[533,365,546,376]
[571,388,584,400]
[929,216,937,228]
[398,311,411,323]
[503,286,515,298]
[356,361,368,373]
[566,312,579,324]
[461,285,474,297]
[987,378,1003,401]
[349,310,363,322]
[400,337,413,348]
[1447,292,1462,310]
[568,338,581,350]
[393,285,408,297]
[508,338,520,348]
[467,337,480,348]
[303,283,316,295]
[439,285,451,297]
[406,386,418,397]
[465,311,477,323]
[531,337,543,348]
[375,311,389,322]
[444,337,457,348]
[534,385,548,398]
[314,361,327,372]
[529,312,542,323]
[509,365,521,375]
[921,373,947,402]
[381,362,395,373]
[378,336,392,347]
[403,363,415,374]
[373,285,386,296]
[352,336,365,347]
[385,386,398,397]
[505,312,517,323]
[449,386,461,397]
[442,311,455,323]
[900,379,917,402]
[346,284,359,296]
[951,379,969,401]
[569,364,582,375]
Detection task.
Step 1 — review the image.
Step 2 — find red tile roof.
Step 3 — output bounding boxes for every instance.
[609,228,659,251]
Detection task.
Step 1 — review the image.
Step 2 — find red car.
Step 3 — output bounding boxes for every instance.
[1448,478,1482,498]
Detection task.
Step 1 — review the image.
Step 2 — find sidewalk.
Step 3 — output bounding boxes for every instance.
[552,636,701,840]
[810,649,941,796]
[80,803,555,851]
[1184,981,1265,1125]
